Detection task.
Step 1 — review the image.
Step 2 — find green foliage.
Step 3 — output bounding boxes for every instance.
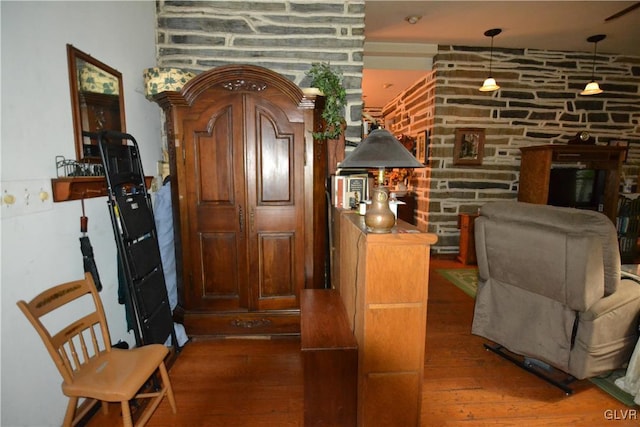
[306,63,346,140]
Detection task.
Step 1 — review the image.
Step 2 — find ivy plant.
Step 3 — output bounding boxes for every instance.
[306,62,346,140]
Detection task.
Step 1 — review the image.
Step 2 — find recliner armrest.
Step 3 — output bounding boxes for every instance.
[621,271,640,285]
[581,280,640,321]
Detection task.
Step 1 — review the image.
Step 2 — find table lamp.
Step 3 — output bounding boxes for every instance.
[339,128,424,233]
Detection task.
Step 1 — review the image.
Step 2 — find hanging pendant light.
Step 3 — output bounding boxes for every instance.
[479,28,502,92]
[580,34,606,96]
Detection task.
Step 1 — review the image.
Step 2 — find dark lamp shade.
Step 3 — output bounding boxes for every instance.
[339,129,424,169]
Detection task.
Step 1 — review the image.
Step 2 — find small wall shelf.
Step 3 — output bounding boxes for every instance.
[51,176,153,202]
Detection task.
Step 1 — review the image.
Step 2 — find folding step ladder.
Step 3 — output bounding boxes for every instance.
[98,131,176,347]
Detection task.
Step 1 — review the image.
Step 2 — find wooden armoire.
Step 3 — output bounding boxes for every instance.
[153,65,326,336]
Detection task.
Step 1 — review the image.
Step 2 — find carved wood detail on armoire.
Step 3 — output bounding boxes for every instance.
[153,65,326,336]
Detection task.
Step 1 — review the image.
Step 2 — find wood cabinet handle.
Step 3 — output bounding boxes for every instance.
[239,205,244,233]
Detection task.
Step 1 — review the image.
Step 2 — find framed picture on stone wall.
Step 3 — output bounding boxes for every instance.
[453,128,485,166]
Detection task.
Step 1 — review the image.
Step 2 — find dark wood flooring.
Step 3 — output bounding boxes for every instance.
[87,257,637,426]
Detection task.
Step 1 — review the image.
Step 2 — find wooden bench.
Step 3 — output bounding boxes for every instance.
[300,289,357,426]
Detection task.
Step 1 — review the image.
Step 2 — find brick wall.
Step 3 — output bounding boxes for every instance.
[379,72,436,229]
[154,0,365,142]
[384,45,640,254]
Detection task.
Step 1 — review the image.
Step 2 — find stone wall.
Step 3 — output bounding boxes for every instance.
[154,3,640,254]
[430,45,640,253]
[154,0,365,142]
[383,45,640,254]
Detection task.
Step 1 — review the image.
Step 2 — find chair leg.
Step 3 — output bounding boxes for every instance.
[63,397,78,427]
[101,400,109,415]
[484,344,576,395]
[158,362,177,413]
[121,401,133,427]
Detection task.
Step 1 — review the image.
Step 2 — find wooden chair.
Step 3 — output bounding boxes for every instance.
[17,272,177,427]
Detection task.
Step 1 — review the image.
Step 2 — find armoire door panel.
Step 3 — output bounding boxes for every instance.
[252,207,296,230]
[194,105,236,204]
[256,112,294,203]
[258,233,295,298]
[196,205,238,230]
[200,232,243,310]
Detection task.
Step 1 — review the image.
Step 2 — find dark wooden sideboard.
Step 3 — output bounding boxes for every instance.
[300,289,357,426]
[518,144,625,223]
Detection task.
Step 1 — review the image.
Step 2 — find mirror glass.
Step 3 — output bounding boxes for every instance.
[67,44,126,162]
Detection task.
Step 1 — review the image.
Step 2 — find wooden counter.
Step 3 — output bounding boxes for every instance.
[331,209,437,426]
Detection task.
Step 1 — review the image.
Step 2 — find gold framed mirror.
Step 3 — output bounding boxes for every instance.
[67,44,126,162]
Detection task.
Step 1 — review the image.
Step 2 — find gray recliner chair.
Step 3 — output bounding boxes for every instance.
[472,201,640,392]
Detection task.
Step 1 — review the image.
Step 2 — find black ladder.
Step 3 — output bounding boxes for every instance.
[98,131,176,348]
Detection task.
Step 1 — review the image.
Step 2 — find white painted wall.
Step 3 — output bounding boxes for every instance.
[1,2,161,425]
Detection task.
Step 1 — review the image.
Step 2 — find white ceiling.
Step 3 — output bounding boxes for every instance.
[363,1,640,108]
